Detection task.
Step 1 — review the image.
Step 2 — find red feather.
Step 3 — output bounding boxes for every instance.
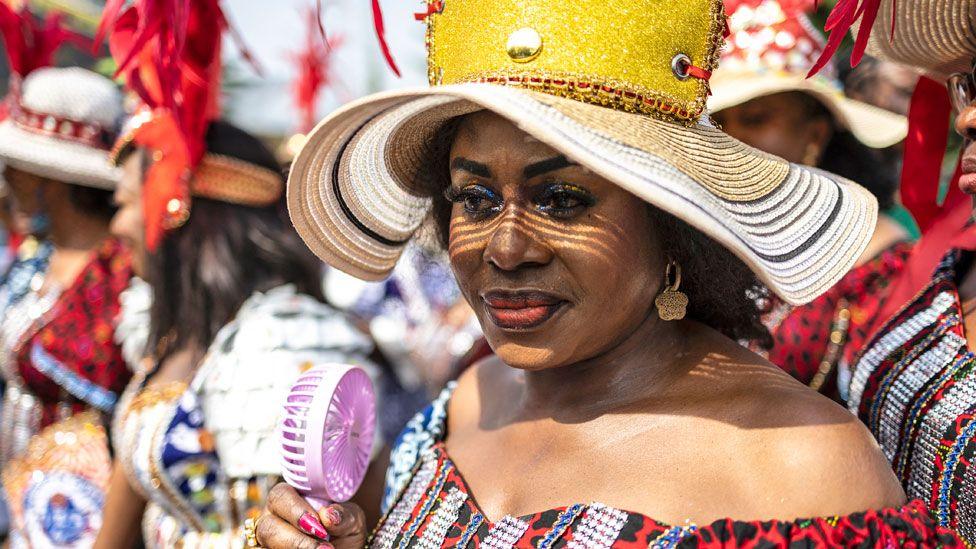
[99,0,227,250]
[0,3,88,78]
[291,7,341,133]
[808,0,888,76]
[371,0,400,77]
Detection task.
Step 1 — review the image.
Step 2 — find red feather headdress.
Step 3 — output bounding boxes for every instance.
[0,3,89,119]
[292,7,342,134]
[97,0,226,250]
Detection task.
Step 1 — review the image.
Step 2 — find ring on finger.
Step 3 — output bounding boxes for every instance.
[243,516,262,547]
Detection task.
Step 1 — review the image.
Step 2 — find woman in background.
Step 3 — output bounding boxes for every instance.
[96,118,381,548]
[0,67,132,548]
[710,0,911,399]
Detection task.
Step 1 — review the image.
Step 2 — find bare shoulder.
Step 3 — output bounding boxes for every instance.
[688,329,906,516]
[731,367,906,516]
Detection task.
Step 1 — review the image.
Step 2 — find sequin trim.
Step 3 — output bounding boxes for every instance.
[396,459,452,549]
[537,503,585,549]
[649,524,698,548]
[371,451,440,548]
[567,502,629,548]
[481,515,530,549]
[849,291,956,412]
[28,343,118,412]
[415,487,467,549]
[939,418,976,526]
[456,513,483,549]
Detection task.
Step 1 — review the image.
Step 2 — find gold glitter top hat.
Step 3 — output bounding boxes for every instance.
[419,0,726,121]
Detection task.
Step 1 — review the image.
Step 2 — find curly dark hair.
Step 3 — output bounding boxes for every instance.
[413,116,773,348]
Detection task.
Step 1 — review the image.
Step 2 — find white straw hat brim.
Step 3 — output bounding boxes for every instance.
[708,74,908,148]
[0,120,120,190]
[289,83,877,306]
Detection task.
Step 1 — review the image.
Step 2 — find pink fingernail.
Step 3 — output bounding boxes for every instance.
[323,507,342,528]
[317,544,334,549]
[298,512,330,541]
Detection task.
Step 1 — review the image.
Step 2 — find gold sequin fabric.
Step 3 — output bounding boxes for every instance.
[426,0,725,121]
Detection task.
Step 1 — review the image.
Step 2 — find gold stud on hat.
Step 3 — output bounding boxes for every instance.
[507,28,543,63]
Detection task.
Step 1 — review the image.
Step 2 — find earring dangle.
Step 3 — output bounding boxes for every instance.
[655,260,688,321]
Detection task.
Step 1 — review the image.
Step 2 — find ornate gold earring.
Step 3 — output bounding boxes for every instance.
[655,260,688,321]
[802,142,821,166]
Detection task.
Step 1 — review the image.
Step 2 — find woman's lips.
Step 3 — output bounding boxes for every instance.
[960,154,976,195]
[482,291,567,331]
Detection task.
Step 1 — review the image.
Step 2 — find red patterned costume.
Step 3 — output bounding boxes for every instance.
[374,386,963,548]
[766,242,912,399]
[847,249,976,542]
[4,238,132,433]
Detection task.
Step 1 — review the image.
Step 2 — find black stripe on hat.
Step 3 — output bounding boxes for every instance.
[332,109,411,248]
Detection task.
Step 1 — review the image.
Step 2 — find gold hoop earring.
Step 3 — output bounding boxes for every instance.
[802,142,821,166]
[655,260,688,321]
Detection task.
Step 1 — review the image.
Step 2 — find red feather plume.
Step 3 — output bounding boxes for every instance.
[0,3,89,119]
[292,7,341,134]
[807,0,891,77]
[98,0,226,250]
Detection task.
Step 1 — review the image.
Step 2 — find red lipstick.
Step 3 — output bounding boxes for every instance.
[482,290,567,331]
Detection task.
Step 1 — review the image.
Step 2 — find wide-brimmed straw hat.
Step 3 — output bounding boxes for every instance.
[0,67,122,189]
[288,0,878,306]
[709,0,907,148]
[854,0,976,80]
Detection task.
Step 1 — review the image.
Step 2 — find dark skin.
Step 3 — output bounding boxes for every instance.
[3,166,112,291]
[951,94,976,350]
[257,112,904,548]
[711,92,832,165]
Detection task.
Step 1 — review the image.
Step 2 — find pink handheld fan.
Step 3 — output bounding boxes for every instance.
[279,363,376,508]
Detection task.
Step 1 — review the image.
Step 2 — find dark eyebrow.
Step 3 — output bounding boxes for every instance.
[450,157,492,178]
[523,155,577,179]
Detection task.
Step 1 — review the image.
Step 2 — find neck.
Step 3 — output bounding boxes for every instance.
[517,312,693,422]
[46,191,110,251]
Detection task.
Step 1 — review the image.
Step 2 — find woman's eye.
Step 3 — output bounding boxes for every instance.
[741,112,770,127]
[446,185,502,218]
[535,184,595,218]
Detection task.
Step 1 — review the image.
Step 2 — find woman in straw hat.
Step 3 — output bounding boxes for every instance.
[0,65,134,548]
[251,0,966,547]
[92,2,382,547]
[805,0,976,542]
[707,0,912,401]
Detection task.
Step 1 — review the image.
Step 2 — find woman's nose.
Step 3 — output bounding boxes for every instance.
[483,210,553,272]
[955,103,976,141]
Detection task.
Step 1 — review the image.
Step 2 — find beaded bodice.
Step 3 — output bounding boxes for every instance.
[114,285,377,548]
[374,386,962,548]
[848,249,976,543]
[114,378,272,548]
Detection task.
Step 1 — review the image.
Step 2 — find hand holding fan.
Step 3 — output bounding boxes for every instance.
[279,364,376,509]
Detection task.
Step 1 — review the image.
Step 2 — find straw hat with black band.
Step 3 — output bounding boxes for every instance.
[709,0,907,149]
[288,0,879,307]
